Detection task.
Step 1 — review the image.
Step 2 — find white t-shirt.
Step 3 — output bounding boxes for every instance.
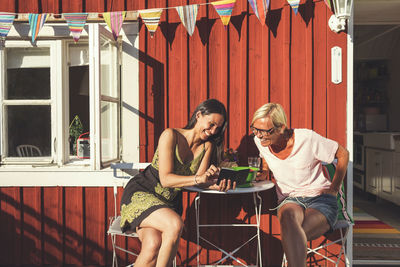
[254,128,338,202]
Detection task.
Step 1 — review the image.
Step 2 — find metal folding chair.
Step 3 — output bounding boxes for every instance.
[108,163,142,267]
[282,220,352,267]
[281,163,354,267]
[107,163,176,267]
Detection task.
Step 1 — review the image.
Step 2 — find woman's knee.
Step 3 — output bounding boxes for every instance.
[279,207,303,229]
[167,216,184,237]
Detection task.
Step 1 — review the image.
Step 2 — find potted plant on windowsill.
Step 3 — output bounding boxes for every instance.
[69,115,83,155]
[219,148,239,168]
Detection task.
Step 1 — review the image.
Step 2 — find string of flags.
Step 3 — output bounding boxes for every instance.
[0,0,331,44]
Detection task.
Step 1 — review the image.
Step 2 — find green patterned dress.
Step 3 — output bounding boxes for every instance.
[120,141,205,233]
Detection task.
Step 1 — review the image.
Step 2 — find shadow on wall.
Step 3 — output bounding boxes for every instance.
[0,189,127,266]
[141,0,319,46]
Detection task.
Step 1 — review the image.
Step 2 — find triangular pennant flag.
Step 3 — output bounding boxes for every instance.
[0,12,15,40]
[287,0,300,15]
[248,0,269,25]
[63,13,88,42]
[103,11,126,40]
[211,0,236,27]
[175,5,199,36]
[324,0,331,9]
[139,9,163,38]
[29,13,50,42]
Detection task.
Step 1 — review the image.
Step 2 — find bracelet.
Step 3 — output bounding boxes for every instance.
[194,174,199,185]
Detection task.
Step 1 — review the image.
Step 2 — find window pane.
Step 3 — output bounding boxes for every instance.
[69,44,89,67]
[6,68,50,100]
[100,37,118,97]
[101,101,118,161]
[69,65,90,156]
[6,47,51,100]
[7,105,51,157]
[7,47,50,68]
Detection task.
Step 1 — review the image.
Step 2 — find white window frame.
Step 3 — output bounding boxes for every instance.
[0,22,140,181]
[0,41,58,164]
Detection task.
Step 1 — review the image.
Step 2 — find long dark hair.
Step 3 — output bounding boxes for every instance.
[184,99,227,144]
[184,99,227,164]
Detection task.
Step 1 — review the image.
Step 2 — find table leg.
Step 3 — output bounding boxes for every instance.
[195,194,200,267]
[253,192,263,267]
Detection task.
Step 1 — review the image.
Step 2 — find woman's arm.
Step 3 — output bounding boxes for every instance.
[321,144,349,196]
[196,142,235,190]
[157,129,219,188]
[255,157,270,181]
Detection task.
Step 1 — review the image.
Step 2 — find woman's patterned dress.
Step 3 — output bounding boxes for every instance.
[120,139,205,233]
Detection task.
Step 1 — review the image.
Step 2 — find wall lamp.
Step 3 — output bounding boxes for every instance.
[328,0,354,33]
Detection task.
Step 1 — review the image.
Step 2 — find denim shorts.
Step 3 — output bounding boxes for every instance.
[275,194,338,230]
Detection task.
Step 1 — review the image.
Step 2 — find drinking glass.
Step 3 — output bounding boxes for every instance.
[248,157,261,169]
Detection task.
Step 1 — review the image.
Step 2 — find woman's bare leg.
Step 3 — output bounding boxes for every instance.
[302,208,331,241]
[139,208,184,267]
[135,227,162,267]
[278,203,307,267]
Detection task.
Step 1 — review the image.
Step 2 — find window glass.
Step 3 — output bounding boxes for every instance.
[100,101,118,161]
[100,37,117,98]
[69,65,90,156]
[7,105,51,157]
[6,47,51,100]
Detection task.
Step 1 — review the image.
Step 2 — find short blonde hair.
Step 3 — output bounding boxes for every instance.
[251,103,287,128]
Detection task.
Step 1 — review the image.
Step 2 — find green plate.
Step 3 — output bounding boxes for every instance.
[237,182,253,188]
[231,166,259,185]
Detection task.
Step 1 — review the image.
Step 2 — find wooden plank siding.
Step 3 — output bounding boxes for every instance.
[0,0,348,266]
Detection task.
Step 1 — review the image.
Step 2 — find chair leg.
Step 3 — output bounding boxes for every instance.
[281,253,287,267]
[111,233,119,267]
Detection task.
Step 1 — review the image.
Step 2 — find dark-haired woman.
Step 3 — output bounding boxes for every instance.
[120,99,234,267]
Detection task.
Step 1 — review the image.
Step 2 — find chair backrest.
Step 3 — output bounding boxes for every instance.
[322,163,354,226]
[16,145,42,157]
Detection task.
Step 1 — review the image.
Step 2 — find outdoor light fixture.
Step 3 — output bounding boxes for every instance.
[328,0,353,33]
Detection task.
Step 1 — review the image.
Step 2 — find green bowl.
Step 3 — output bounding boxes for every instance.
[231,166,259,188]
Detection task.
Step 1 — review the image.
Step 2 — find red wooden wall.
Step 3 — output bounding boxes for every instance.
[0,0,348,266]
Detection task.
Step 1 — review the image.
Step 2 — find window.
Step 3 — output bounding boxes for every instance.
[0,23,138,170]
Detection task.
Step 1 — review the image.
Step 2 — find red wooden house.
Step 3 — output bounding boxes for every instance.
[0,0,349,266]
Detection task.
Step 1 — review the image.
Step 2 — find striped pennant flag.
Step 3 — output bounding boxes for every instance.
[175,5,199,36]
[248,0,269,25]
[287,0,300,15]
[63,13,88,42]
[211,0,236,27]
[0,12,15,40]
[103,11,126,40]
[29,13,50,42]
[139,9,163,38]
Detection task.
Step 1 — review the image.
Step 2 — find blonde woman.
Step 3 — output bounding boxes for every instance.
[251,103,349,267]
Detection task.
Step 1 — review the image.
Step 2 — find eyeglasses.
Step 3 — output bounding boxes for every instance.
[250,126,276,136]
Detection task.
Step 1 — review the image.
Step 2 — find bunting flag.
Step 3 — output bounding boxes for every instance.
[139,9,163,38]
[324,0,331,9]
[287,0,300,14]
[0,12,15,40]
[248,0,269,25]
[175,5,199,36]
[63,13,88,42]
[29,13,50,42]
[103,11,126,40]
[211,0,236,27]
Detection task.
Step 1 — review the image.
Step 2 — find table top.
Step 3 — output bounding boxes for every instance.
[184,180,274,194]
